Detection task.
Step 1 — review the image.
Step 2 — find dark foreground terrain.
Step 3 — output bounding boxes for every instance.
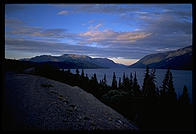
[2,72,138,131]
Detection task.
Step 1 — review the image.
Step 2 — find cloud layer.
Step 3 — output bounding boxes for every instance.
[5,4,192,65]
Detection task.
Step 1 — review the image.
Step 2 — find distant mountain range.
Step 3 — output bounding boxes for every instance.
[129,46,192,70]
[20,54,127,69]
[19,46,192,70]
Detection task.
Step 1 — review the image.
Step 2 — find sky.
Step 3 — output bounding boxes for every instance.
[5,4,192,65]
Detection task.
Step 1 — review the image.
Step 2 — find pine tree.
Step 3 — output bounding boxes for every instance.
[178,85,190,104]
[160,68,170,97]
[92,73,98,84]
[81,69,84,78]
[76,68,79,75]
[160,69,177,104]
[118,77,122,89]
[89,73,98,93]
[149,68,157,97]
[133,72,140,96]
[130,72,133,87]
[122,72,126,88]
[74,68,80,86]
[103,74,107,85]
[167,71,177,103]
[142,66,150,96]
[67,69,71,73]
[80,69,85,89]
[112,72,117,89]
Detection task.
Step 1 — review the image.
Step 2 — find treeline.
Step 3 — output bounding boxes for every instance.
[5,60,193,130]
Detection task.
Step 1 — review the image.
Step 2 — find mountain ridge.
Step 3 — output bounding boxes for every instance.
[129,45,192,70]
[20,54,127,69]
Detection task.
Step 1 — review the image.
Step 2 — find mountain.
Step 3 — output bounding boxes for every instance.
[20,54,127,69]
[129,46,192,70]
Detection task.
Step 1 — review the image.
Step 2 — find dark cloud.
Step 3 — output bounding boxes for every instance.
[5,38,153,59]
[5,4,26,12]
[5,18,71,39]
[5,18,24,25]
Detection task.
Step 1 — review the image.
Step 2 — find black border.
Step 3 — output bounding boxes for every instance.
[1,0,195,134]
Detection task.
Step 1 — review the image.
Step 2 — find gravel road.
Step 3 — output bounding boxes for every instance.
[3,72,138,131]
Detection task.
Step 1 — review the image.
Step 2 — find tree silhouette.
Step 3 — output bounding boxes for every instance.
[178,85,190,104]
[80,69,86,89]
[67,69,71,73]
[118,77,122,89]
[81,69,84,78]
[112,72,117,89]
[92,73,98,84]
[167,71,177,104]
[122,72,126,89]
[160,68,177,104]
[89,73,99,94]
[130,72,133,88]
[76,68,79,75]
[103,74,107,86]
[133,72,141,96]
[142,66,150,96]
[160,68,170,97]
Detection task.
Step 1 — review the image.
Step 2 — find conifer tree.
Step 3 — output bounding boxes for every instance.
[81,69,84,78]
[118,77,122,89]
[103,74,107,85]
[76,68,79,75]
[112,72,117,89]
[142,66,150,96]
[142,66,157,97]
[130,72,133,87]
[92,73,98,84]
[148,68,157,97]
[133,72,140,96]
[67,69,71,73]
[160,68,170,97]
[122,72,126,88]
[160,68,177,104]
[167,71,177,103]
[178,85,190,104]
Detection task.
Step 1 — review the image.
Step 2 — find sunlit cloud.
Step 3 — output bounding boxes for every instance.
[80,26,152,45]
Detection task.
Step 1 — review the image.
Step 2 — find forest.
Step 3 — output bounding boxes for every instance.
[5,60,193,130]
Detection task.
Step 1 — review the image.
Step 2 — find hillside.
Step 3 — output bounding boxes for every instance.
[3,72,138,130]
[20,54,127,69]
[129,46,192,70]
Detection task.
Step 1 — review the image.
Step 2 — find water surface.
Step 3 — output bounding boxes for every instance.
[68,68,192,103]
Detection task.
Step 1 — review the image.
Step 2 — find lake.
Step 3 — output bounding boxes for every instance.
[67,68,192,103]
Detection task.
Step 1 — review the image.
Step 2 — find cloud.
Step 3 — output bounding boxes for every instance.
[79,27,152,46]
[5,4,192,61]
[57,10,69,15]
[53,4,143,15]
[8,26,69,38]
[5,18,24,26]
[5,4,26,14]
[5,38,154,61]
[5,18,72,39]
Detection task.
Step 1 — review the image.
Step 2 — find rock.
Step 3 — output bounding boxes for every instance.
[5,72,138,130]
